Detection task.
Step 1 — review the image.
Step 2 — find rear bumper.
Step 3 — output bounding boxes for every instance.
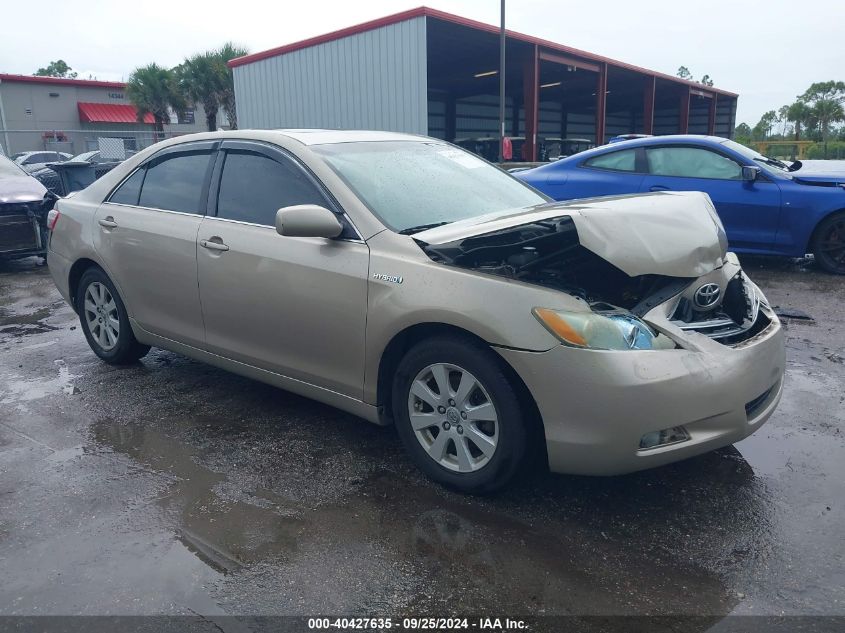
[47,248,73,308]
[497,316,785,476]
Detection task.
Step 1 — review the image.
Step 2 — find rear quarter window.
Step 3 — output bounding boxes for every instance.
[582,149,638,172]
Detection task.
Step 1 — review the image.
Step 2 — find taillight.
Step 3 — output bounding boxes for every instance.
[47,209,61,231]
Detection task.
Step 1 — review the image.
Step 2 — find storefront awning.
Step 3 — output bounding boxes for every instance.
[77,102,154,124]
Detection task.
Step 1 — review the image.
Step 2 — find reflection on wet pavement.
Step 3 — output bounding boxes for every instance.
[1,255,844,620]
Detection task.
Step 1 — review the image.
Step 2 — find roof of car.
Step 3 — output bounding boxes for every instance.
[571,134,726,157]
[265,129,429,145]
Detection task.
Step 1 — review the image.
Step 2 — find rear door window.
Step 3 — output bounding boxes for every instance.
[216,150,329,226]
[137,150,213,214]
[646,146,742,180]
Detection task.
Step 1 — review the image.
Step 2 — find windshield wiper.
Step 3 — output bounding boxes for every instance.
[398,222,450,235]
[754,156,789,170]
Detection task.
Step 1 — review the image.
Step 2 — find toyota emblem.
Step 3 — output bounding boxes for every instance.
[693,283,721,309]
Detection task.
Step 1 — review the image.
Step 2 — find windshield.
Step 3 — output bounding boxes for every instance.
[721,139,791,175]
[0,154,27,177]
[312,141,547,233]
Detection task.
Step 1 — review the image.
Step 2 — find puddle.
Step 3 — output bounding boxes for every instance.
[88,417,743,618]
[0,359,79,408]
[90,420,306,573]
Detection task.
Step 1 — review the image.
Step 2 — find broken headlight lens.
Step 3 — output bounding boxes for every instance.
[533,308,656,350]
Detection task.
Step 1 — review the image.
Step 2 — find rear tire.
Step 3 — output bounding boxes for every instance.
[811,211,845,274]
[76,267,150,364]
[392,335,527,493]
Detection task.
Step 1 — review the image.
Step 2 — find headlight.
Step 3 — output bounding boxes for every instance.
[533,307,657,350]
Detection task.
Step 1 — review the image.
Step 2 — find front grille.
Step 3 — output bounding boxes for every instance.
[0,212,39,253]
[670,273,769,346]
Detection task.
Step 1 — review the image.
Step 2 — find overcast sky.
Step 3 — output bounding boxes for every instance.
[2,0,843,126]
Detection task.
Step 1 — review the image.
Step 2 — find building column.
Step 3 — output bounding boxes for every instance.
[523,45,539,161]
[445,95,456,142]
[679,87,690,134]
[643,76,655,135]
[595,63,607,144]
[708,95,717,135]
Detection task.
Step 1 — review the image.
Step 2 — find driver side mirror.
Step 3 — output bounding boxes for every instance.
[275,205,343,239]
[741,165,761,182]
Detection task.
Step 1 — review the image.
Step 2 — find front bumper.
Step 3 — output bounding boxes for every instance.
[497,313,785,476]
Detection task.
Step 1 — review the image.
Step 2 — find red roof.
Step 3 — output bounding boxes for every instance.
[0,73,126,89]
[78,102,154,125]
[228,6,737,97]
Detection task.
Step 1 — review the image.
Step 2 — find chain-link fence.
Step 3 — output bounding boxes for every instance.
[0,128,196,159]
[1,129,201,196]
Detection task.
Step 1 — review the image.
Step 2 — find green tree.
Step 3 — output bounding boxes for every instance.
[753,110,777,140]
[734,122,753,147]
[777,105,790,137]
[216,43,248,130]
[786,101,812,141]
[677,66,692,80]
[35,59,77,78]
[176,53,223,132]
[700,74,714,87]
[126,64,184,136]
[799,81,845,157]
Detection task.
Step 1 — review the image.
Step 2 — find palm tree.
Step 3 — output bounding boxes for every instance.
[126,64,183,138]
[176,53,223,132]
[786,102,812,141]
[812,99,845,157]
[216,43,249,130]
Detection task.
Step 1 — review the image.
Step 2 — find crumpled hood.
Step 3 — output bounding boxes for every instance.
[0,175,48,204]
[414,191,727,278]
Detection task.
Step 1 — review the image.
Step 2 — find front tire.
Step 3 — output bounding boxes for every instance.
[392,335,527,493]
[76,267,150,364]
[812,212,845,274]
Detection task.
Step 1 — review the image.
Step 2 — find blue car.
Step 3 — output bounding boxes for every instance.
[517,135,845,274]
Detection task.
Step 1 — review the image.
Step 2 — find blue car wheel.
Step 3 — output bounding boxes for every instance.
[812,211,845,274]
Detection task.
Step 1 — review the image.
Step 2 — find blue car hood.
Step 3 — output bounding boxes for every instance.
[791,172,845,186]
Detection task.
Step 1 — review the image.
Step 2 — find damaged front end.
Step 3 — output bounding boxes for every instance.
[421,215,693,317]
[670,267,775,346]
[0,196,56,259]
[415,192,772,350]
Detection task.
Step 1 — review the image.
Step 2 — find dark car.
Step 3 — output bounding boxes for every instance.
[517,134,845,274]
[0,154,56,260]
[29,150,136,196]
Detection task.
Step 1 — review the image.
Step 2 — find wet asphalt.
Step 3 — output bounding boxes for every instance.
[0,255,843,627]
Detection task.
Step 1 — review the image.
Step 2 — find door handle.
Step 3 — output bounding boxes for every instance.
[200,238,229,252]
[98,217,118,229]
[649,185,670,192]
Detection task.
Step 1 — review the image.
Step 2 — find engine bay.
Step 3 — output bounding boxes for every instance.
[419,216,694,317]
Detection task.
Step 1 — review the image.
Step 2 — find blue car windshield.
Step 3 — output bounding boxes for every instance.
[721,140,792,177]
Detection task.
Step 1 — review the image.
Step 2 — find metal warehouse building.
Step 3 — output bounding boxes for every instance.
[230,7,738,162]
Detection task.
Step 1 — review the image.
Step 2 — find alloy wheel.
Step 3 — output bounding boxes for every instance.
[84,282,120,351]
[817,219,845,268]
[407,363,499,473]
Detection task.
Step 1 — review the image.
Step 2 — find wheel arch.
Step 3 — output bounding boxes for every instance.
[806,207,845,254]
[375,322,547,465]
[68,258,104,312]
